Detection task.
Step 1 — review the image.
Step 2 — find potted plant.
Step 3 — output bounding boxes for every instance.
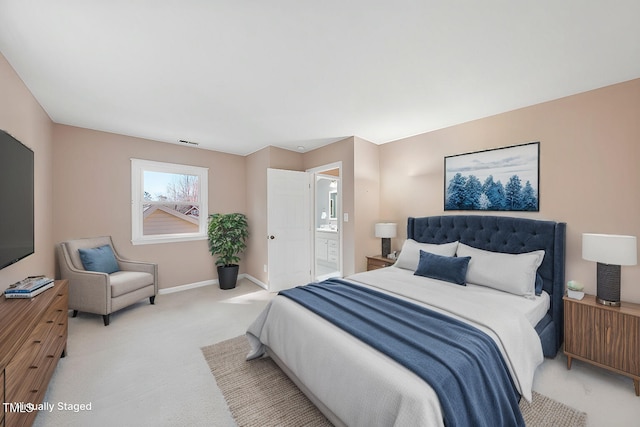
[207,213,249,289]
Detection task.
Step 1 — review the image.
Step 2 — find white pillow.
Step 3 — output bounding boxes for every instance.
[456,242,545,296]
[394,239,459,271]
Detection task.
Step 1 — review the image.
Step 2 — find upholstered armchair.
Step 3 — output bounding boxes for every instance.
[58,236,158,326]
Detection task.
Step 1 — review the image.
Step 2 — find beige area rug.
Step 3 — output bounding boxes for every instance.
[202,336,586,427]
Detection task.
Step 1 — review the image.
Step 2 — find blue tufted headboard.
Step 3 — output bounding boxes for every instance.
[407,215,566,357]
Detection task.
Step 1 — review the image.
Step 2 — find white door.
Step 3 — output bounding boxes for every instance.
[267,168,311,291]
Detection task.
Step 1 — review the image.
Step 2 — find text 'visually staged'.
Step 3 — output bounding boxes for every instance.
[3,401,92,413]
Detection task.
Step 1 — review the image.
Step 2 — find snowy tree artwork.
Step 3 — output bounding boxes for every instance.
[444,142,539,211]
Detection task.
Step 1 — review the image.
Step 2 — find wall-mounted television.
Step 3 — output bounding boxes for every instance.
[0,129,34,270]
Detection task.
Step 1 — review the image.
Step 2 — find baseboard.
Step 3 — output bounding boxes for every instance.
[159,279,217,295]
[241,273,268,290]
[158,273,268,295]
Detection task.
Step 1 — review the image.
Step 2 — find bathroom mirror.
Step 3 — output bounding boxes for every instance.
[329,190,337,219]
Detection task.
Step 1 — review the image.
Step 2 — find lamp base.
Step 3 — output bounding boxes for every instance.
[596,262,621,306]
[596,298,621,307]
[381,238,391,258]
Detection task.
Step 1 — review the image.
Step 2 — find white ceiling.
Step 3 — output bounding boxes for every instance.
[1,1,639,156]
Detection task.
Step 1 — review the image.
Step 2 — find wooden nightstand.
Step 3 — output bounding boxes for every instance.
[366,255,394,271]
[564,294,640,396]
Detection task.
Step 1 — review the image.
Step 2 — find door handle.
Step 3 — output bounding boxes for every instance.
[269,235,275,239]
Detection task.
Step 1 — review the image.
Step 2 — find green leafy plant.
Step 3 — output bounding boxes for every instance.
[207,213,249,267]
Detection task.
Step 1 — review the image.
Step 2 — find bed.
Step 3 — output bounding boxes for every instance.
[247,215,566,426]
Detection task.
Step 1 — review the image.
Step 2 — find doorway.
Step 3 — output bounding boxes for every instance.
[310,164,342,281]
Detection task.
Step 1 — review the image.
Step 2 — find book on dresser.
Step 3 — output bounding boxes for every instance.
[4,277,54,298]
[4,281,54,299]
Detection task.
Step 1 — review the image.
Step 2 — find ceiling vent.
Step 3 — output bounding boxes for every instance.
[178,139,199,146]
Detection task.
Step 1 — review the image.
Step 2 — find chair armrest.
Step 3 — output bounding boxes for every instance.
[117,259,155,274]
[115,257,158,294]
[58,244,111,314]
[65,269,111,297]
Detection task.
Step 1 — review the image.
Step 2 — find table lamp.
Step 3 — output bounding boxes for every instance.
[582,233,637,306]
[375,223,397,258]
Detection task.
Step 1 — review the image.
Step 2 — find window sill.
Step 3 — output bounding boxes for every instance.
[132,234,207,246]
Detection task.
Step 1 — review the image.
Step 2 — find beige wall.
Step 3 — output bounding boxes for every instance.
[353,137,381,272]
[246,139,379,284]
[304,137,363,275]
[244,147,271,284]
[0,53,55,291]
[379,78,640,303]
[52,125,246,290]
[246,137,380,282]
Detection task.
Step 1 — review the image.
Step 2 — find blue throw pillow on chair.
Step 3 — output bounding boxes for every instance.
[414,250,470,286]
[79,244,120,274]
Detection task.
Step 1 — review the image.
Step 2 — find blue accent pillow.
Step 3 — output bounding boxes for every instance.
[414,250,471,286]
[78,244,120,274]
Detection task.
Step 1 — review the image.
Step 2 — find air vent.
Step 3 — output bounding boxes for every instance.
[178,139,199,146]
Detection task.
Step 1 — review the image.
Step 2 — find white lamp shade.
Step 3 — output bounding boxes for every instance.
[582,233,637,266]
[375,223,397,239]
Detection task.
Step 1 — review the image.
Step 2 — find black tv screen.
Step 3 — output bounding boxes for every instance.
[0,130,34,270]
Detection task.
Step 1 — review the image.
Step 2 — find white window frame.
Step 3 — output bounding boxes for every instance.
[131,158,209,245]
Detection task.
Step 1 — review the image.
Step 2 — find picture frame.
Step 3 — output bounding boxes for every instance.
[444,141,540,211]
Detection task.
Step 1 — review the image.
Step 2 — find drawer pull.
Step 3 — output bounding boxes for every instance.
[46,320,54,324]
[33,340,42,344]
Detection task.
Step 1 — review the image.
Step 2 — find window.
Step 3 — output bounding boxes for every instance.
[131,159,208,245]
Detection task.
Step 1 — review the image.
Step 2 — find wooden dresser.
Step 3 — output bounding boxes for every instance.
[564,294,640,396]
[0,280,68,427]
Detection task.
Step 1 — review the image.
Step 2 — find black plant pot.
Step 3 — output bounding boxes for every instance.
[217,264,239,290]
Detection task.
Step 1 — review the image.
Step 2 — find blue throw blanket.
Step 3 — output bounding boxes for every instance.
[280,278,524,427]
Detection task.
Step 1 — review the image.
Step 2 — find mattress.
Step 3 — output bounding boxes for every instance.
[247,267,544,426]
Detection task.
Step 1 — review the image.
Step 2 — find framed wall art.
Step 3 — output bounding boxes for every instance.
[444,141,540,211]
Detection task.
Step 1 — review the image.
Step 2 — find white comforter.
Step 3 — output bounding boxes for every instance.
[246,267,544,427]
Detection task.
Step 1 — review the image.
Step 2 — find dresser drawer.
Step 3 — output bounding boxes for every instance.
[366,255,394,271]
[0,280,69,427]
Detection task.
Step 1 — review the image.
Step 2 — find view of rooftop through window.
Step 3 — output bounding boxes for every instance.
[132,159,208,244]
[141,171,200,236]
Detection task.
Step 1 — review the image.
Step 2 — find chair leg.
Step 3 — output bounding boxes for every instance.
[103,314,110,326]
[72,310,78,317]
[150,295,155,305]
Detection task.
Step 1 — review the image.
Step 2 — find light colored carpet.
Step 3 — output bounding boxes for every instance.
[31,281,635,426]
[203,336,587,427]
